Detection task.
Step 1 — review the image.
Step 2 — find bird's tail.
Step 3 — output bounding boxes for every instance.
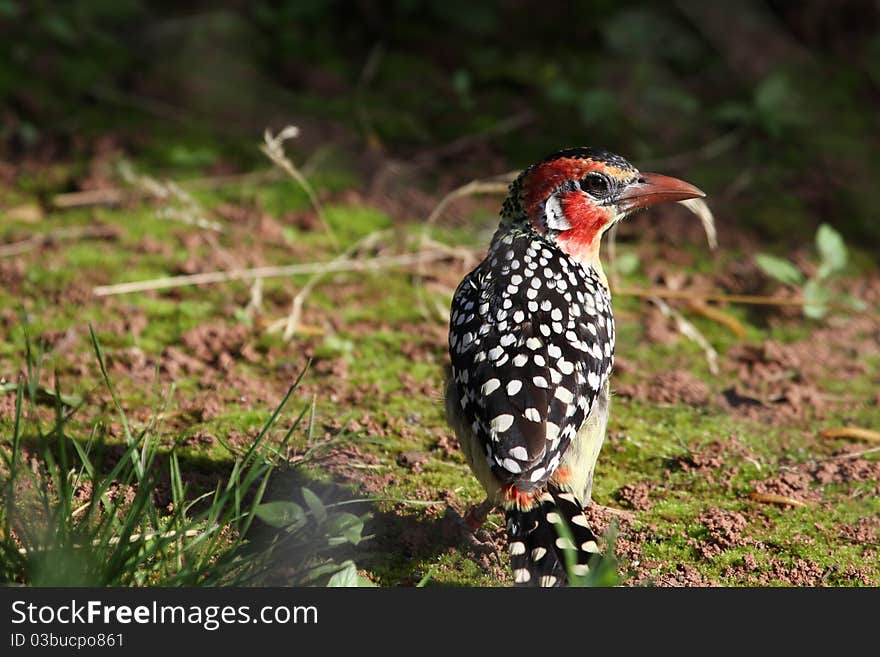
[504,484,600,587]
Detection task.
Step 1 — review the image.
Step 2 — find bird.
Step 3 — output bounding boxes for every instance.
[446,147,705,586]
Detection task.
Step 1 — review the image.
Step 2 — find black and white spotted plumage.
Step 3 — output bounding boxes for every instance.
[446,146,705,587]
[449,226,615,492]
[448,218,615,587]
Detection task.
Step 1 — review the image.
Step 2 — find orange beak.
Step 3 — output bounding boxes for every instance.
[616,172,705,213]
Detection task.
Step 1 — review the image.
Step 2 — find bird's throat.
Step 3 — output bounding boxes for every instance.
[553,192,610,271]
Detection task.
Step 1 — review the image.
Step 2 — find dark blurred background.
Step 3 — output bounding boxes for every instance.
[1,0,878,245]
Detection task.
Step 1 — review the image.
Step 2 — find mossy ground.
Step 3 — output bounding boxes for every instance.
[1,134,877,587]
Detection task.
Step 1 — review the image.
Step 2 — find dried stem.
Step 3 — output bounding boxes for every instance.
[821,427,880,444]
[271,230,391,340]
[52,169,282,210]
[685,299,747,338]
[244,277,263,318]
[677,198,718,250]
[0,226,118,258]
[826,446,880,461]
[617,286,818,308]
[260,126,339,250]
[424,178,514,228]
[118,161,222,232]
[748,492,806,507]
[93,249,456,297]
[650,296,720,375]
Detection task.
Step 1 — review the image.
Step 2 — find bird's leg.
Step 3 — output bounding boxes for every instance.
[464,497,496,530]
[445,499,502,568]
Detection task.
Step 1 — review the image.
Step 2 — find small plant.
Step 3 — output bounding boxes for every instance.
[0,326,369,586]
[553,516,621,588]
[755,223,864,319]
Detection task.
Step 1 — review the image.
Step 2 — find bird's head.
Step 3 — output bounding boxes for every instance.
[502,147,705,265]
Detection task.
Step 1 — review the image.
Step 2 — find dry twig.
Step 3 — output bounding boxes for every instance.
[821,427,880,444]
[52,169,282,210]
[93,249,459,297]
[616,286,836,308]
[826,446,880,461]
[650,296,720,375]
[118,161,222,232]
[748,492,806,507]
[267,230,391,340]
[244,277,263,318]
[0,225,118,258]
[424,178,514,228]
[685,300,747,338]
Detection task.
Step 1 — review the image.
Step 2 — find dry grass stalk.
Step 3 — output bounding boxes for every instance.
[260,126,339,249]
[650,296,720,375]
[821,427,880,444]
[117,161,222,231]
[685,300,747,338]
[0,225,118,258]
[267,230,391,340]
[93,249,458,297]
[52,169,283,210]
[749,492,806,507]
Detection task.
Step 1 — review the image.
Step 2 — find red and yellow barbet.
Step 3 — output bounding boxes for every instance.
[446,147,704,586]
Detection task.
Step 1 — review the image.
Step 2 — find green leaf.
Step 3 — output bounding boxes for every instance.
[301,487,327,524]
[326,561,375,587]
[843,295,867,311]
[615,252,640,276]
[755,253,804,286]
[324,512,365,546]
[254,501,306,529]
[803,279,831,319]
[416,566,437,587]
[815,224,847,279]
[326,562,359,587]
[0,382,81,408]
[755,74,792,117]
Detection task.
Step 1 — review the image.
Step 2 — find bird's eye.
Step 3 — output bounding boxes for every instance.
[579,174,610,197]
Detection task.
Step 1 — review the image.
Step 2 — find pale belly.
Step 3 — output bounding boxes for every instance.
[446,376,611,506]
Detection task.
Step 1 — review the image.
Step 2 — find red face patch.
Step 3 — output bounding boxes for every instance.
[556,190,610,247]
[521,157,615,261]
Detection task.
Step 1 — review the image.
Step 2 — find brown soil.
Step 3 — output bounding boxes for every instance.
[751,470,824,505]
[722,316,879,422]
[615,483,654,511]
[691,507,751,559]
[751,446,880,505]
[615,369,712,406]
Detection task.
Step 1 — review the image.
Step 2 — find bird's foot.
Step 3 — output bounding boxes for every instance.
[464,497,495,530]
[445,500,502,569]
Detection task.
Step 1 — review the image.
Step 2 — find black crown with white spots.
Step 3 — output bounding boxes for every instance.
[449,221,615,493]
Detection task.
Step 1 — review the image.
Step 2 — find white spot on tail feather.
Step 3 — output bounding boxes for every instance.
[538,575,557,587]
[555,536,576,551]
